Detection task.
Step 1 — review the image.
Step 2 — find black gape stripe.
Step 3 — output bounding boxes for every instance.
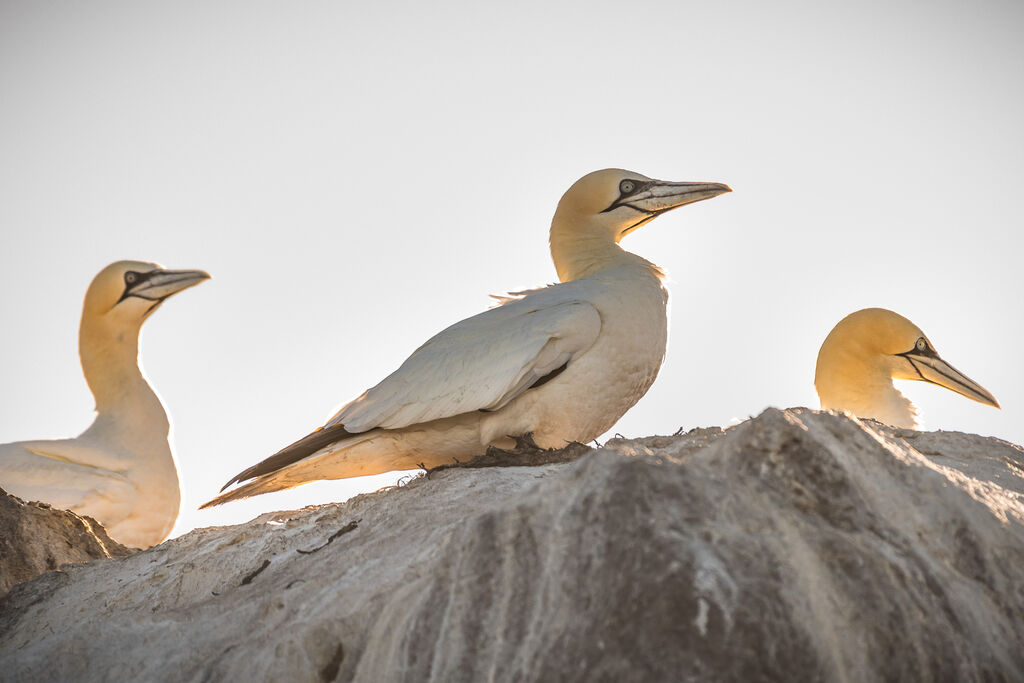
[621,205,680,235]
[898,353,979,396]
[116,269,170,305]
[910,337,939,359]
[600,181,653,213]
[901,355,930,382]
[116,270,154,304]
[618,203,656,216]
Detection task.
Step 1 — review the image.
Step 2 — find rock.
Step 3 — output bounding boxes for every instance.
[1,408,1022,682]
[0,487,135,598]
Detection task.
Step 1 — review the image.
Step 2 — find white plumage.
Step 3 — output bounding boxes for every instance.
[204,169,730,507]
[0,260,209,547]
[335,288,603,432]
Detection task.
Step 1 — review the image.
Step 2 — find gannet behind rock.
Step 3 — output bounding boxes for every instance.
[202,169,731,507]
[814,308,999,429]
[0,261,209,548]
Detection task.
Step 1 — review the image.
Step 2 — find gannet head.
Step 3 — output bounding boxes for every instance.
[550,169,731,281]
[815,308,999,428]
[556,169,731,241]
[84,260,210,324]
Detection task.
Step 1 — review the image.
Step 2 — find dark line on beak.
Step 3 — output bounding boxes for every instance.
[901,355,930,383]
[899,353,980,397]
[620,202,656,215]
[619,205,681,235]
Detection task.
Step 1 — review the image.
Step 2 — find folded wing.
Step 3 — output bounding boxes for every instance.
[216,292,602,493]
[0,440,137,525]
[334,297,602,431]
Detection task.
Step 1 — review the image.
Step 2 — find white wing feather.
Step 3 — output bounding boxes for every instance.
[331,289,602,432]
[0,440,137,525]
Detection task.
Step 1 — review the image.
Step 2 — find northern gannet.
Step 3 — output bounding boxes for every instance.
[814,307,999,429]
[0,261,209,548]
[203,169,731,507]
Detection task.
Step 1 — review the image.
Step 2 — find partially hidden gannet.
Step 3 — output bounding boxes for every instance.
[0,261,209,548]
[202,169,731,507]
[814,308,999,429]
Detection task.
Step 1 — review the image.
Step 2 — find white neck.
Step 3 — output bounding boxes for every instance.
[78,313,170,452]
[817,358,917,429]
[550,217,663,282]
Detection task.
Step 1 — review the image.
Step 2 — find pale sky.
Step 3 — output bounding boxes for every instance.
[2,0,1022,538]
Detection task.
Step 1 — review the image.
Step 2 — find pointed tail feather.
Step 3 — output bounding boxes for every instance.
[200,428,383,509]
[218,423,365,493]
[203,423,372,509]
[199,472,301,508]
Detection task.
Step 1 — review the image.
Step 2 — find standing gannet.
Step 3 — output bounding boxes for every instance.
[0,261,209,548]
[815,308,999,429]
[202,169,731,507]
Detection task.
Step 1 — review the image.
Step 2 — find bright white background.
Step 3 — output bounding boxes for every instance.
[2,0,1021,538]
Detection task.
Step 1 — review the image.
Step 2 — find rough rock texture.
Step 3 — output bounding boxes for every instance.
[0,487,134,596]
[2,408,1023,682]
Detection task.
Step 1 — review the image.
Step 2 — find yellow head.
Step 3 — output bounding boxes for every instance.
[83,260,210,324]
[549,169,730,281]
[554,169,730,241]
[815,308,998,427]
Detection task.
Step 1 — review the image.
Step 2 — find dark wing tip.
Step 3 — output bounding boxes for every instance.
[219,475,243,493]
[213,422,360,495]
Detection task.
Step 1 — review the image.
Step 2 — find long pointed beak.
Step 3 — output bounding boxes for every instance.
[612,181,732,235]
[129,269,211,301]
[899,352,1000,408]
[634,181,733,213]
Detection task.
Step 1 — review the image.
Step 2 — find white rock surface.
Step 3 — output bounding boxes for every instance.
[1,408,1023,682]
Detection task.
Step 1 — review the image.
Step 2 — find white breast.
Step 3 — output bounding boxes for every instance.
[481,264,668,447]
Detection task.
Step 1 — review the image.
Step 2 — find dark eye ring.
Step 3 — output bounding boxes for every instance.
[916,338,927,351]
[619,180,636,195]
[125,272,137,284]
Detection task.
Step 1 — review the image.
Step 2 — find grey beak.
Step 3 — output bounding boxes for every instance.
[899,352,1000,409]
[123,269,211,303]
[609,180,732,236]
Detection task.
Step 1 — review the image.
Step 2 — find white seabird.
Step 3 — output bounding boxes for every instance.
[814,307,999,429]
[0,260,209,548]
[203,169,730,508]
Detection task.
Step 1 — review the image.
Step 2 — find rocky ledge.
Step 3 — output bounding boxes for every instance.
[0,487,134,596]
[1,408,1022,682]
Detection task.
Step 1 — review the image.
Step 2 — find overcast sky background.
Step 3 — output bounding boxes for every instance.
[2,0,1022,538]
